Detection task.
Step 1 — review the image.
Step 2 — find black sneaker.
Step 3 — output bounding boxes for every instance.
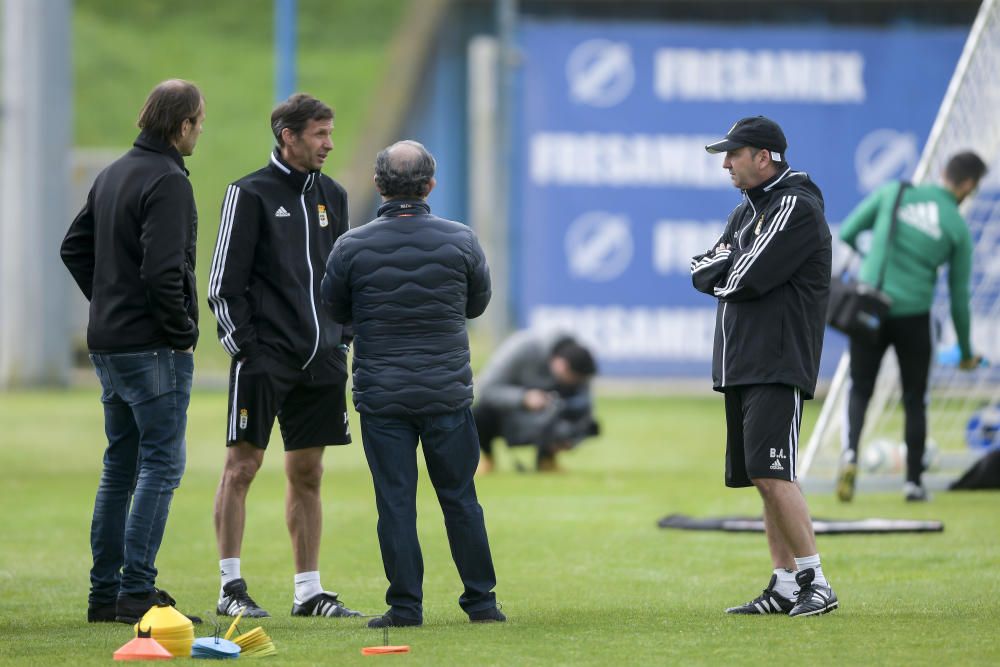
[291,591,362,618]
[788,568,838,617]
[725,574,794,615]
[469,607,506,623]
[115,588,203,625]
[217,578,270,618]
[367,611,422,628]
[87,603,117,623]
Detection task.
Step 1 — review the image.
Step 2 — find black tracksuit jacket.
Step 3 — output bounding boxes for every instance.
[61,131,199,352]
[691,169,832,399]
[208,151,350,372]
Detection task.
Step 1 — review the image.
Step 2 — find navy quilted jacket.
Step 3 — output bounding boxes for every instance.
[321,199,491,415]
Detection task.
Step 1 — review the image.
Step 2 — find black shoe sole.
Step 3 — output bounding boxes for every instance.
[292,611,363,618]
[217,610,271,618]
[367,618,422,628]
[790,601,839,617]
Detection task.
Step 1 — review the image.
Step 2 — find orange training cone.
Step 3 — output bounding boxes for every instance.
[114,627,174,661]
[361,645,410,655]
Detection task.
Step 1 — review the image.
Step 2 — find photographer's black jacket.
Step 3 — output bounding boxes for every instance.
[208,151,350,371]
[691,169,831,399]
[61,131,199,352]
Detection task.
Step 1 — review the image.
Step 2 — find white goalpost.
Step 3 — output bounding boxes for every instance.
[801,0,1000,488]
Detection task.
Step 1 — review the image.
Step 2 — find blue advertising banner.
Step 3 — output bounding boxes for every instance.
[512,21,966,378]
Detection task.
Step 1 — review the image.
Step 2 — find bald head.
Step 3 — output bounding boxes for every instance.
[374,140,437,199]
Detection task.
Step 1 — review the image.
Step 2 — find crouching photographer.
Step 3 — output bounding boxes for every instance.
[473,330,599,472]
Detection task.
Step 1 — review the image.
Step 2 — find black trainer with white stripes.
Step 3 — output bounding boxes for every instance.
[690,165,831,403]
[788,568,838,617]
[291,591,362,618]
[725,574,794,615]
[217,578,270,618]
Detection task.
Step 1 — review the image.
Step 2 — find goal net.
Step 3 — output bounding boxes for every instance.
[801,0,1000,490]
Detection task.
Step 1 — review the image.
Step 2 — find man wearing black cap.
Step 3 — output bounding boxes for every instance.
[691,116,837,617]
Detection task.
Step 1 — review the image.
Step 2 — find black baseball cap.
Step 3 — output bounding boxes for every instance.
[705,116,787,161]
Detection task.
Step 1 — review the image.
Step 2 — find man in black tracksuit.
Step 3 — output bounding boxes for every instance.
[322,140,504,628]
[692,116,837,618]
[61,79,204,624]
[207,94,360,620]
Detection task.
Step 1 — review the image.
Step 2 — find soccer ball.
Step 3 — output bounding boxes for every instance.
[966,404,1000,451]
[861,439,904,473]
[860,438,939,473]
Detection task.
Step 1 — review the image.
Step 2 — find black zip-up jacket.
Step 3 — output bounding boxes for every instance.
[691,169,832,399]
[321,199,491,416]
[61,131,199,352]
[208,151,350,371]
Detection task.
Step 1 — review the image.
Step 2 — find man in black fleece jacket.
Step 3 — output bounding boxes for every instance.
[61,79,204,625]
[323,140,504,628]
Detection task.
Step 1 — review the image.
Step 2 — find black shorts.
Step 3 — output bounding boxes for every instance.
[723,384,802,488]
[226,353,351,451]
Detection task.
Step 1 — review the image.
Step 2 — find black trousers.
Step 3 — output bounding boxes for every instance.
[846,312,933,484]
[474,403,565,469]
[474,401,596,466]
[360,408,497,621]
[472,402,503,456]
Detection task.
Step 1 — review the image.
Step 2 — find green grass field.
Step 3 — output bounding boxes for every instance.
[19,4,998,663]
[1,389,998,665]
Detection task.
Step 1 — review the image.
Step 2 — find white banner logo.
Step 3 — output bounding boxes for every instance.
[565,212,633,281]
[855,128,918,192]
[566,39,634,108]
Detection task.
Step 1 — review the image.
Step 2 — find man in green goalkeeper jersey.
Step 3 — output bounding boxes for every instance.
[838,151,987,502]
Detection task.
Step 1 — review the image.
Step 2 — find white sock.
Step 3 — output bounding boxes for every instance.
[794,554,828,587]
[220,558,241,593]
[294,571,322,604]
[773,568,798,599]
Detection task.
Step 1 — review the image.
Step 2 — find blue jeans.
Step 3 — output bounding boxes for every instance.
[88,348,193,604]
[360,408,497,621]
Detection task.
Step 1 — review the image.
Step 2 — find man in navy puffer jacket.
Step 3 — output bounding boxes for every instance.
[322,140,504,628]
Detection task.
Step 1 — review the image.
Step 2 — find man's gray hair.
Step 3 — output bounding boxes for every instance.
[374,140,436,199]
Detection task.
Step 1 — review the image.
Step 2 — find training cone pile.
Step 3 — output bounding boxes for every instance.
[134,605,195,658]
[113,628,173,661]
[230,626,277,658]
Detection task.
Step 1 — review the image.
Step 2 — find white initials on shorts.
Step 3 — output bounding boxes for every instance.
[769,448,787,459]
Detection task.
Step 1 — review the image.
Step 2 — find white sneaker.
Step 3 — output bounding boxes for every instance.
[903,481,930,502]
